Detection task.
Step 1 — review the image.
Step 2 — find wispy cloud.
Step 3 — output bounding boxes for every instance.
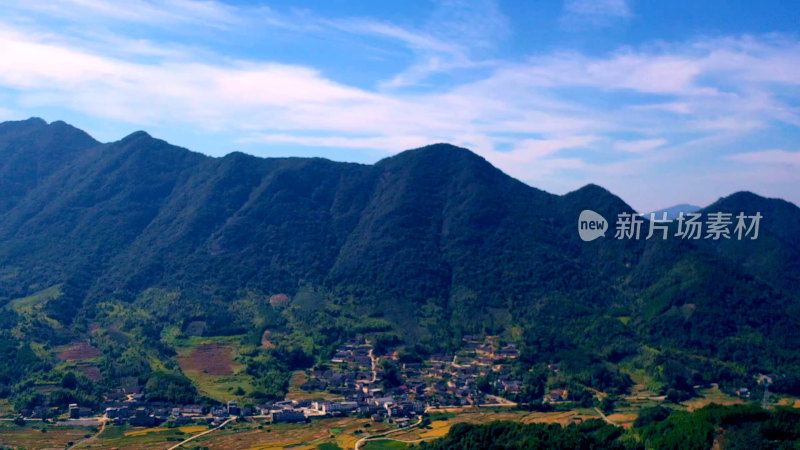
[7,0,245,27]
[375,0,509,88]
[0,0,799,210]
[561,0,632,28]
[727,149,800,166]
[614,139,667,153]
[239,133,436,153]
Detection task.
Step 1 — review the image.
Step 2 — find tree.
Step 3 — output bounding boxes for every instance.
[600,396,616,415]
[634,405,671,428]
[145,371,197,404]
[61,372,78,390]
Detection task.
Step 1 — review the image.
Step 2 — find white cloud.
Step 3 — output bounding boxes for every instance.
[614,139,667,153]
[562,0,632,28]
[240,133,436,153]
[9,0,246,27]
[727,149,800,166]
[375,0,509,88]
[2,23,796,148]
[503,136,598,160]
[1,2,800,210]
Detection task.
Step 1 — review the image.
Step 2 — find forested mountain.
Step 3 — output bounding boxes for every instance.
[1,117,799,409]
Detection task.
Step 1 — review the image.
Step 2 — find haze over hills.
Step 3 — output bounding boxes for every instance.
[646,204,702,220]
[1,117,799,413]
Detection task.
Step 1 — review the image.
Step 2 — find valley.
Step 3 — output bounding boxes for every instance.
[0,118,799,448]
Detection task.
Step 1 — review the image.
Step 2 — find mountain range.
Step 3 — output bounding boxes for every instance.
[646,204,702,220]
[1,117,799,404]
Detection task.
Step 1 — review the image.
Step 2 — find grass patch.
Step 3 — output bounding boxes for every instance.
[0,423,87,449]
[317,443,343,450]
[176,340,256,402]
[0,399,15,417]
[170,334,245,349]
[363,439,409,449]
[6,285,62,313]
[99,424,127,439]
[426,412,456,421]
[682,385,744,411]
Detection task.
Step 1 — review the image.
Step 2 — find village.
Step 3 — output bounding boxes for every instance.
[27,335,559,433]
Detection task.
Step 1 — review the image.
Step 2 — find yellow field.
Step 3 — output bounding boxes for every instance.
[607,412,638,424]
[684,385,744,411]
[776,398,800,408]
[124,425,208,436]
[419,420,450,438]
[247,440,303,449]
[336,432,360,449]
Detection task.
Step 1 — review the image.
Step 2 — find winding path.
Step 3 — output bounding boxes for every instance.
[354,415,424,450]
[167,417,235,450]
[594,407,617,426]
[70,418,107,448]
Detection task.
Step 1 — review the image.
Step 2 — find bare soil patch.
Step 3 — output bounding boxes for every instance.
[56,342,101,361]
[178,344,237,376]
[77,365,103,381]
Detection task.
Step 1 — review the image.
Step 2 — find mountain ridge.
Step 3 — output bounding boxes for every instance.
[0,117,798,408]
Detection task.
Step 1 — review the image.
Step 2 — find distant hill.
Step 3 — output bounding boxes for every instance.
[1,118,799,407]
[646,203,701,220]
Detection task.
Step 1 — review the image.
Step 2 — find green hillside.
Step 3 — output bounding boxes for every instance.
[0,118,798,413]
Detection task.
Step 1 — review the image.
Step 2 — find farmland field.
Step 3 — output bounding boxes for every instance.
[176,340,255,402]
[75,364,103,381]
[92,423,211,449]
[178,343,240,376]
[179,417,392,449]
[682,385,744,411]
[55,341,102,361]
[0,422,91,449]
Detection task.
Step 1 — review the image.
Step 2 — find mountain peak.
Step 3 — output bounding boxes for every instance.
[23,117,47,126]
[561,183,636,216]
[720,190,766,203]
[0,117,98,150]
[409,142,484,158]
[377,143,494,172]
[121,130,152,142]
[0,117,48,134]
[566,183,614,199]
[704,190,784,213]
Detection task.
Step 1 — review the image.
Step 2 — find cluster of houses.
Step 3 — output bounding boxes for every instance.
[290,337,527,412]
[101,396,216,427]
[39,336,571,428]
[99,398,253,427]
[254,395,426,427]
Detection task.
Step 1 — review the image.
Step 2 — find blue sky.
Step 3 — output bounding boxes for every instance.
[0,0,799,211]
